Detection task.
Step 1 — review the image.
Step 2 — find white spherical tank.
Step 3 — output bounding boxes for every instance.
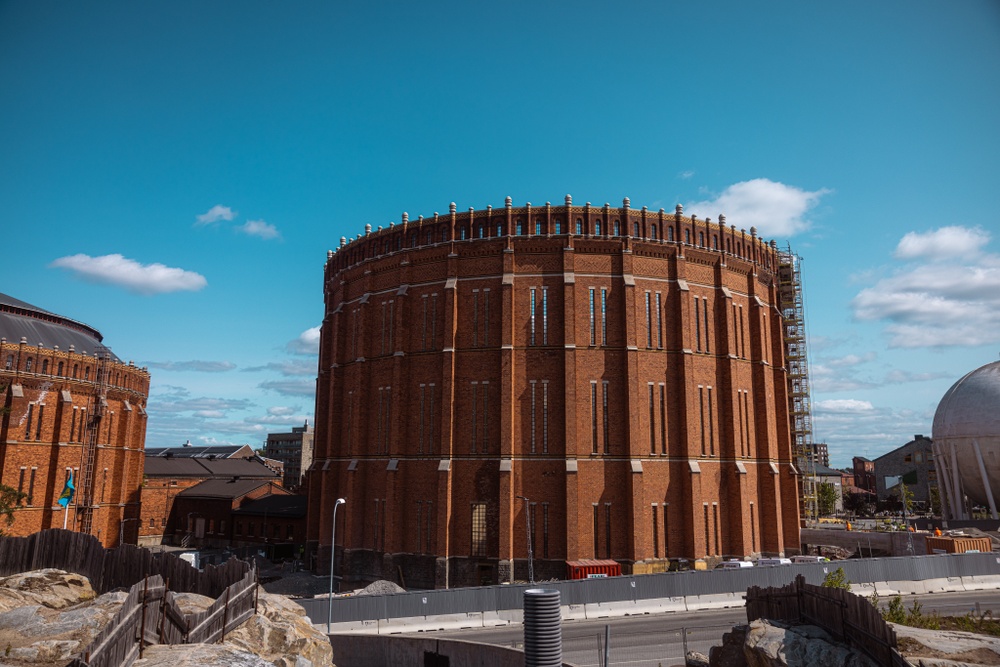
[932,360,1000,515]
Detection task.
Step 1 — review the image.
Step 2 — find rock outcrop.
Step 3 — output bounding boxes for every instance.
[0,570,333,667]
[224,590,333,667]
[700,619,877,667]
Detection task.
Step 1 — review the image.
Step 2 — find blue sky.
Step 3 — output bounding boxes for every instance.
[1,1,998,467]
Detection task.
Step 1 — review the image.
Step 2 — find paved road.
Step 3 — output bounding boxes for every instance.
[409,589,1000,667]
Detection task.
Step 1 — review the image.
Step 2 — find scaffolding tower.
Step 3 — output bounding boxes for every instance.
[77,353,110,536]
[777,249,817,526]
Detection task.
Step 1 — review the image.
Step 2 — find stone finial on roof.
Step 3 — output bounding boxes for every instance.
[340,237,347,247]
[402,212,408,224]
[364,224,372,235]
[565,194,572,205]
[505,196,512,207]
[449,202,457,214]
[750,227,758,237]
[623,197,630,208]
[719,214,726,224]
[675,204,683,214]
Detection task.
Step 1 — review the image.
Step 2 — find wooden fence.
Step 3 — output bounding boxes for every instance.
[0,530,258,667]
[66,568,259,667]
[746,574,908,667]
[0,529,250,596]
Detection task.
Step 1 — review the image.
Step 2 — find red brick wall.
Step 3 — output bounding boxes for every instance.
[1,343,149,547]
[309,201,800,587]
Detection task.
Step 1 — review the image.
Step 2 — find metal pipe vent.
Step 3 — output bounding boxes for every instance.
[523,588,562,667]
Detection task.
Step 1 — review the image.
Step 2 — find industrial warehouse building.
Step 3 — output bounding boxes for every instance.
[307,197,802,588]
[0,293,150,547]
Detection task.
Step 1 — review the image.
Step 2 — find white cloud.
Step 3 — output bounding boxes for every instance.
[267,406,300,416]
[49,253,207,295]
[196,205,237,225]
[145,360,236,372]
[239,219,281,240]
[243,360,316,376]
[259,379,316,397]
[679,170,695,180]
[825,352,877,369]
[895,226,990,261]
[852,230,1000,348]
[814,399,875,413]
[287,326,321,355]
[685,178,830,238]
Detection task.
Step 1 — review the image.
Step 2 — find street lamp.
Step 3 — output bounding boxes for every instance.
[327,497,346,633]
[516,495,534,584]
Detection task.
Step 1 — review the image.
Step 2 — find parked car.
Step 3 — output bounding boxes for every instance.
[715,559,754,569]
[758,557,792,566]
[790,555,830,563]
[667,557,692,572]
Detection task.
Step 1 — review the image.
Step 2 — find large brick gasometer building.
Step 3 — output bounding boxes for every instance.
[0,293,150,546]
[309,197,800,588]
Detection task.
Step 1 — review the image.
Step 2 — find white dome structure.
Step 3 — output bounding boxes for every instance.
[932,360,1000,520]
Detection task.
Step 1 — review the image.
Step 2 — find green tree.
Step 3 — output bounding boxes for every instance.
[0,483,26,536]
[817,482,838,516]
[822,567,851,590]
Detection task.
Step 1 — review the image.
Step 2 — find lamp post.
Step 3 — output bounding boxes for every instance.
[516,495,534,584]
[327,497,346,633]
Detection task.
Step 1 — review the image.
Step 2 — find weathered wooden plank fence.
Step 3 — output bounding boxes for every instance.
[0,530,259,667]
[746,574,908,667]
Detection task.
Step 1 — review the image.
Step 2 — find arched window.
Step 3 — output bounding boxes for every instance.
[650,225,658,240]
[536,220,542,235]
[57,361,64,376]
[516,220,524,235]
[667,226,674,241]
[397,236,402,250]
[497,223,503,236]
[576,219,583,234]
[25,357,32,372]
[478,225,485,238]
[426,231,433,244]
[73,364,79,378]
[411,233,417,247]
[726,238,731,253]
[698,232,704,246]
[595,220,601,235]
[712,234,718,249]
[684,229,691,243]
[554,219,562,234]
[460,227,467,240]
[42,359,49,374]
[633,222,640,236]
[84,366,90,380]
[614,221,620,236]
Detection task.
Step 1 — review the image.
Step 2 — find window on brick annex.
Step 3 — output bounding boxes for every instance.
[471,503,487,557]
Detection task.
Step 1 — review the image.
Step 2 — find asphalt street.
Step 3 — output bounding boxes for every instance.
[409,589,1000,667]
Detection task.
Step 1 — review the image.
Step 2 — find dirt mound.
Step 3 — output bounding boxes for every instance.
[354,580,405,596]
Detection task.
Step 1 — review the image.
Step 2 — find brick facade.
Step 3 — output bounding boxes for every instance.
[1,327,149,548]
[308,198,801,588]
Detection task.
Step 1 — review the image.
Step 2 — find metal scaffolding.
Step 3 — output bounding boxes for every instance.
[777,249,817,525]
[77,353,110,536]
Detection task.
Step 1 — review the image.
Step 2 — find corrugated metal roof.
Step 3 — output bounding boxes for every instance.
[0,292,120,362]
[145,444,253,459]
[178,478,274,499]
[144,456,280,479]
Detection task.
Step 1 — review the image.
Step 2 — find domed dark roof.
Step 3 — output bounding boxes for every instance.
[0,292,120,362]
[932,360,1000,440]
